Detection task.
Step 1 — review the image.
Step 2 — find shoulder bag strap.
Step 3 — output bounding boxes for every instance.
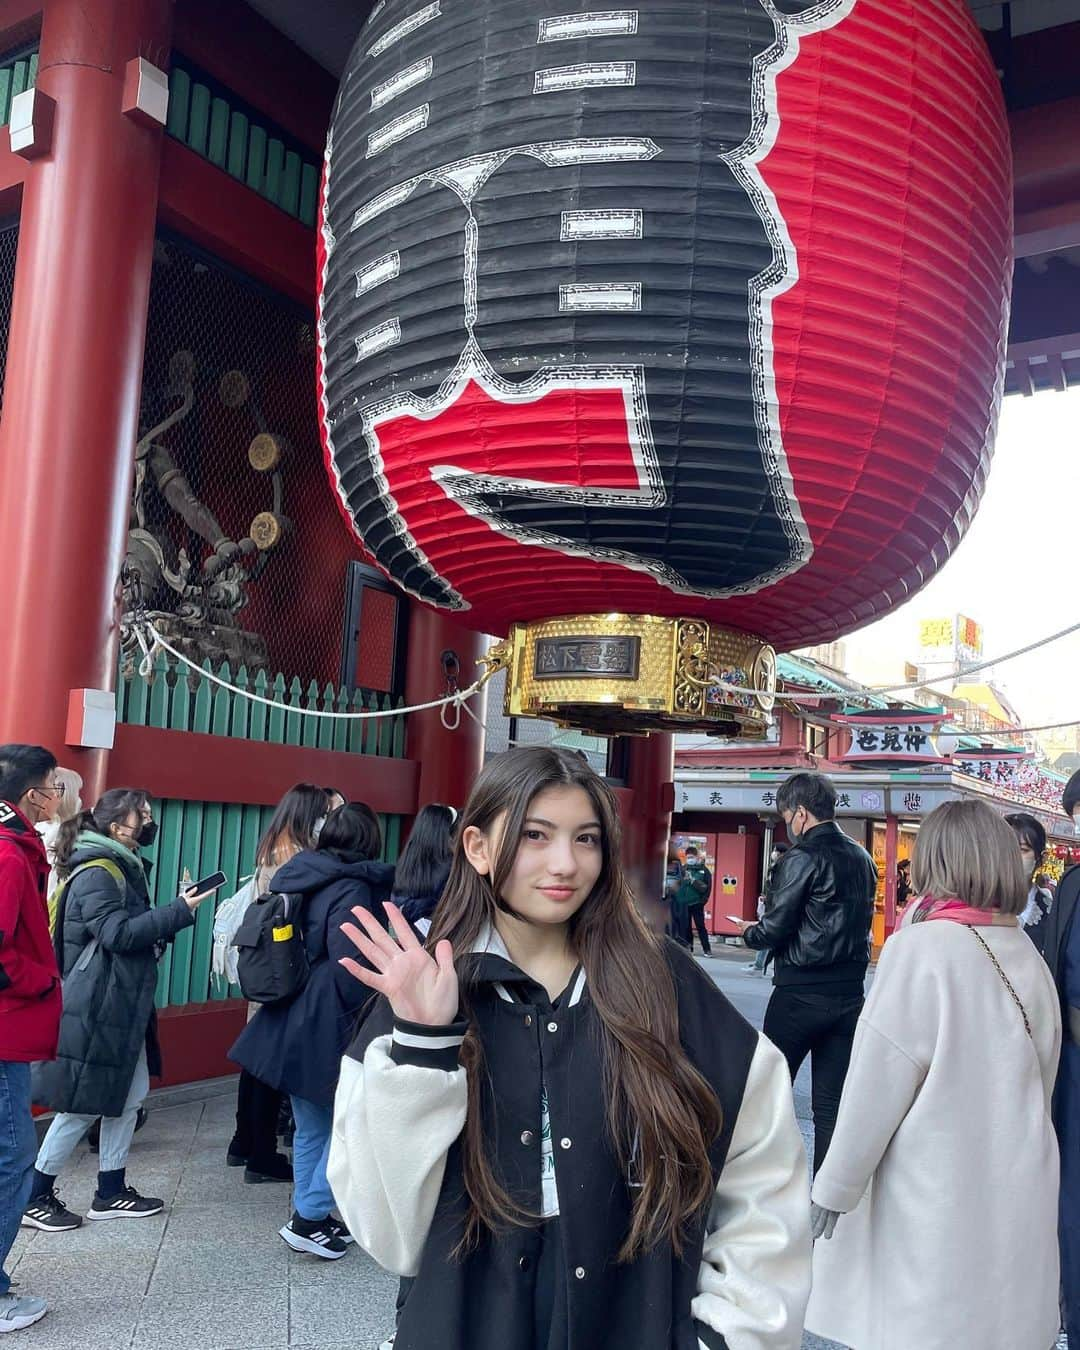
[967,926,1032,1040]
[53,858,126,970]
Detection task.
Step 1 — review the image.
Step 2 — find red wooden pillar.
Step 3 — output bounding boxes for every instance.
[403,605,486,811]
[0,0,171,801]
[621,733,675,928]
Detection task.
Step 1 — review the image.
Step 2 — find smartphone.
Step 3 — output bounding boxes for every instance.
[726,914,743,924]
[187,870,227,894]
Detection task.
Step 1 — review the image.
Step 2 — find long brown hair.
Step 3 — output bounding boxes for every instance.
[429,746,722,1261]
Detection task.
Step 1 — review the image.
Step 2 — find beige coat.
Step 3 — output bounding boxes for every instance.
[807,919,1061,1350]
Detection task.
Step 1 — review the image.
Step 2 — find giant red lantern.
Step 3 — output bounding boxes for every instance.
[317,0,1011,735]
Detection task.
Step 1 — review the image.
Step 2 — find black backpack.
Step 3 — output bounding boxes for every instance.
[233,890,310,1005]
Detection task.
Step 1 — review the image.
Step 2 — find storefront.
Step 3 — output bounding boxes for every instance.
[673,767,1073,952]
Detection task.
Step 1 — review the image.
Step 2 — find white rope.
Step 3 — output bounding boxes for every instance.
[135,619,492,724]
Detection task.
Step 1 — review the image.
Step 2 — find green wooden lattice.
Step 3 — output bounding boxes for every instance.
[166,59,320,228]
[0,49,38,129]
[142,795,403,1009]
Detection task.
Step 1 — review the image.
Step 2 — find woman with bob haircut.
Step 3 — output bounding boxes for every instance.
[806,798,1061,1350]
[329,746,811,1350]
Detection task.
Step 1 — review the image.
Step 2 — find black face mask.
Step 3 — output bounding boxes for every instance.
[136,820,158,847]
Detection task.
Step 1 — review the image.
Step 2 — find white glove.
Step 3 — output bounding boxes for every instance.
[810,1202,840,1240]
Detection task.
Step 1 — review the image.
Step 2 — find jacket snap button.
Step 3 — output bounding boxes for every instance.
[560,1137,572,1150]
[547,1021,558,1032]
[518,1255,531,1272]
[524,1014,533,1026]
[575,1266,586,1280]
[521,1130,535,1146]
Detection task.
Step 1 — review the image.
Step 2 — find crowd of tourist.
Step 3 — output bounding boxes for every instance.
[0,739,1077,1348]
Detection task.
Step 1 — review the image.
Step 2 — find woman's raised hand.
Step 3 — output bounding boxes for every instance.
[339,902,459,1027]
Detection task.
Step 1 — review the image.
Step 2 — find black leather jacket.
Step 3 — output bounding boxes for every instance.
[743,821,876,986]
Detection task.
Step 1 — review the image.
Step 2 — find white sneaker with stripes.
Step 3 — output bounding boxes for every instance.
[279,1213,348,1260]
[85,1186,164,1220]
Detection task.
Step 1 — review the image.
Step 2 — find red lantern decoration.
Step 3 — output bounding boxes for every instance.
[317,0,1011,734]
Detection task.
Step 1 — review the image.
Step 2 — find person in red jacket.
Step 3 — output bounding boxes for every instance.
[0,745,63,1334]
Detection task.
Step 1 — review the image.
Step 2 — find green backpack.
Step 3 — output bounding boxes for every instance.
[48,858,125,944]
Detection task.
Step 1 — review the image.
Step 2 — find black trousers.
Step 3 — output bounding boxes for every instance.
[231,1068,284,1169]
[674,904,712,955]
[763,985,864,1173]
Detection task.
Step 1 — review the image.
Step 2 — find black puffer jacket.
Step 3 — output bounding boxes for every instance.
[742,821,876,985]
[31,833,194,1116]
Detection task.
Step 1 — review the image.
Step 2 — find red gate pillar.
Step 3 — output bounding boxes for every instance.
[621,733,675,931]
[0,0,171,801]
[403,605,487,811]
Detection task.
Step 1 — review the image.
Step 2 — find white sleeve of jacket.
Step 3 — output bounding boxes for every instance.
[692,1033,812,1350]
[327,1017,468,1277]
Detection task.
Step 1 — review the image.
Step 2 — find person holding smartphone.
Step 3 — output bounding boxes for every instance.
[22,788,216,1232]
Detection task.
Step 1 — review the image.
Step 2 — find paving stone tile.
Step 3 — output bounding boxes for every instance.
[161,1202,290,1249]
[8,1293,142,1349]
[14,1250,155,1301]
[131,1287,289,1350]
[35,1209,168,1254]
[289,1273,397,1347]
[150,1237,288,1294]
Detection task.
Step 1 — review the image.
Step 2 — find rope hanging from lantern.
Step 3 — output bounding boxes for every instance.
[128,614,1080,744]
[131,618,499,727]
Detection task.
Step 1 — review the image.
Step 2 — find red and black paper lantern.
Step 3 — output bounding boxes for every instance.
[317,0,1011,653]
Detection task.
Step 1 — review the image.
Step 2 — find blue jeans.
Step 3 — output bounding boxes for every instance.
[290,1095,334,1221]
[0,1063,36,1295]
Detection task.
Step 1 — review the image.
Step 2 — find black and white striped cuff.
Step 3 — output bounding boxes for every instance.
[389,1017,467,1070]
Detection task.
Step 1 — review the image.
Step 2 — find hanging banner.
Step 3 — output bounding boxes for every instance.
[835,714,947,764]
[953,749,1028,790]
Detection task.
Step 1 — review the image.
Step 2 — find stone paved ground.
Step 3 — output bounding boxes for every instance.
[8,945,1063,1349]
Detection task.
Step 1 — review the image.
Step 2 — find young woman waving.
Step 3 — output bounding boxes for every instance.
[329,747,811,1350]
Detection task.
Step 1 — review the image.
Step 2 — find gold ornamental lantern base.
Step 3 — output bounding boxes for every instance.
[485,614,776,739]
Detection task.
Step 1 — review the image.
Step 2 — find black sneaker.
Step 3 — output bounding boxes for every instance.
[85,1186,164,1220]
[279,1213,348,1260]
[326,1216,355,1245]
[21,1189,83,1232]
[244,1154,292,1184]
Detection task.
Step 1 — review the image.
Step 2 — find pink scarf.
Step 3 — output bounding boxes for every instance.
[907,896,1018,929]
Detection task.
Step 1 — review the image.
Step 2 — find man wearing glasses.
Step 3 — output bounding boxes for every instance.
[0,745,64,1333]
[734,771,876,1173]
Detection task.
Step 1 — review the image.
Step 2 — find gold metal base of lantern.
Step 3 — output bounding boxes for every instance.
[483,614,776,739]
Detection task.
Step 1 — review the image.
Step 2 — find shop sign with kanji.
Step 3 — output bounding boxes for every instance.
[835,715,947,764]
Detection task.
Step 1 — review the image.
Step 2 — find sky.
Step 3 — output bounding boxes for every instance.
[839,383,1080,727]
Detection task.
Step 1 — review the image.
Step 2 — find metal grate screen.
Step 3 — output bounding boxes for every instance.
[0,222,19,413]
[124,233,362,687]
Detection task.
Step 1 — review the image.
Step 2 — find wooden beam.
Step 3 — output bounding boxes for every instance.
[173,0,335,155]
[108,723,420,815]
[158,137,315,305]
